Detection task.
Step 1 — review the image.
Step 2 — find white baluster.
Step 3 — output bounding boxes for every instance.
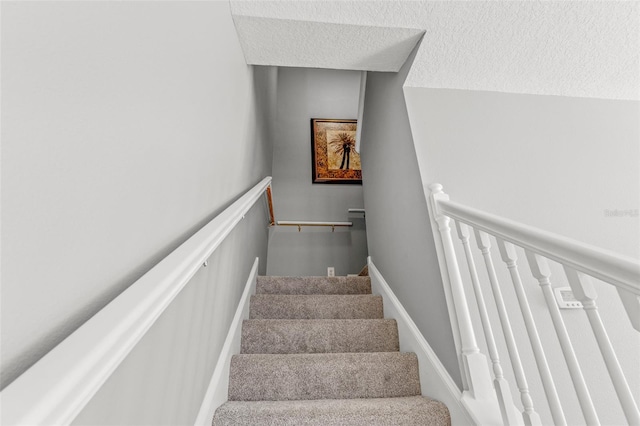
[564,267,640,425]
[497,239,566,426]
[475,230,542,426]
[429,184,494,400]
[526,252,600,426]
[456,223,522,426]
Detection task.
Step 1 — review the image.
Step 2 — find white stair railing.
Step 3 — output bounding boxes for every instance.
[430,194,493,399]
[564,268,640,425]
[475,230,541,426]
[427,183,640,426]
[497,239,566,426]
[525,252,600,425]
[455,223,522,425]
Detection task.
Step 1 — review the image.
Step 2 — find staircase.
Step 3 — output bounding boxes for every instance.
[213,275,451,425]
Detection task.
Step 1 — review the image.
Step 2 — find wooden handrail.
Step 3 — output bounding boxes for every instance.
[266,185,275,226]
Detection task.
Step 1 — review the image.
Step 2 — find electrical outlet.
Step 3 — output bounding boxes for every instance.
[327,267,335,277]
[554,287,583,309]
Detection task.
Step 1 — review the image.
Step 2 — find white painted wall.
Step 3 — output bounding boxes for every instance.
[1,1,276,403]
[405,88,639,258]
[267,67,368,277]
[359,46,462,388]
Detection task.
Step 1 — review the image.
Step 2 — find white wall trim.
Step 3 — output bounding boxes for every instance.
[355,70,367,153]
[0,178,272,426]
[367,257,478,425]
[194,257,259,426]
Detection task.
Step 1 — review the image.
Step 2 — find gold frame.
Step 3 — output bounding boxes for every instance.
[310,118,362,184]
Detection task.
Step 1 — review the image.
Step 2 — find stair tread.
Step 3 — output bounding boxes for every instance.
[214,275,450,425]
[241,319,399,354]
[213,396,451,426]
[228,352,420,401]
[256,276,371,295]
[249,294,383,319]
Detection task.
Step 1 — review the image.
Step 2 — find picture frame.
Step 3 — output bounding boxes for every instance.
[310,118,362,184]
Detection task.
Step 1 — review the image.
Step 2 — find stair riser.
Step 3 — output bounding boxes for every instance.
[228,352,421,401]
[241,319,399,354]
[249,295,384,319]
[256,276,372,295]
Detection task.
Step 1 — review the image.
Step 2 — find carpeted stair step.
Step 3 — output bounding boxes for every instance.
[249,294,383,319]
[213,396,451,426]
[241,319,399,354]
[256,275,371,295]
[228,352,421,401]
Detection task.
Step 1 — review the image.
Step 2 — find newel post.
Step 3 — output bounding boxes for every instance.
[427,184,494,400]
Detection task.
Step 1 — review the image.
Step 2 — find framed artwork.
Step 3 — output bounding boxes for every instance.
[310,118,362,184]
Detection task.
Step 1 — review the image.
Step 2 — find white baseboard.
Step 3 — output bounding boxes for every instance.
[367,257,479,426]
[194,257,260,426]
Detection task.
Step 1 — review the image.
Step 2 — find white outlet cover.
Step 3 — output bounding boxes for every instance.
[327,267,335,277]
[554,287,583,309]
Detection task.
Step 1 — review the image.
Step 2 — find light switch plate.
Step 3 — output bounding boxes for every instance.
[554,287,583,309]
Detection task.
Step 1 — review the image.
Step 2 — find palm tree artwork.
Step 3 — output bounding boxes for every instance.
[329,132,356,170]
[310,118,361,184]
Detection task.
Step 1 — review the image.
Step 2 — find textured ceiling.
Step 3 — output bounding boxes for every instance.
[231,1,639,100]
[233,16,424,72]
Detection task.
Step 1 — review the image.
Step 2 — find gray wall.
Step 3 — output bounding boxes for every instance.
[267,67,368,276]
[359,48,462,387]
[1,0,276,398]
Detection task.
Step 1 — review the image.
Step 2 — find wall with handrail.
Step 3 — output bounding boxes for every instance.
[71,200,270,425]
[266,67,368,276]
[1,178,273,425]
[1,0,276,392]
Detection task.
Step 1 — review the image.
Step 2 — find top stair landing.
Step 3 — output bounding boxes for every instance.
[256,276,372,295]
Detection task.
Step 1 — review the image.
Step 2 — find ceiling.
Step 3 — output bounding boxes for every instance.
[233,15,424,72]
[231,1,639,100]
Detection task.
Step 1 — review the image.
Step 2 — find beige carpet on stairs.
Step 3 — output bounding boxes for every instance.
[212,275,451,426]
